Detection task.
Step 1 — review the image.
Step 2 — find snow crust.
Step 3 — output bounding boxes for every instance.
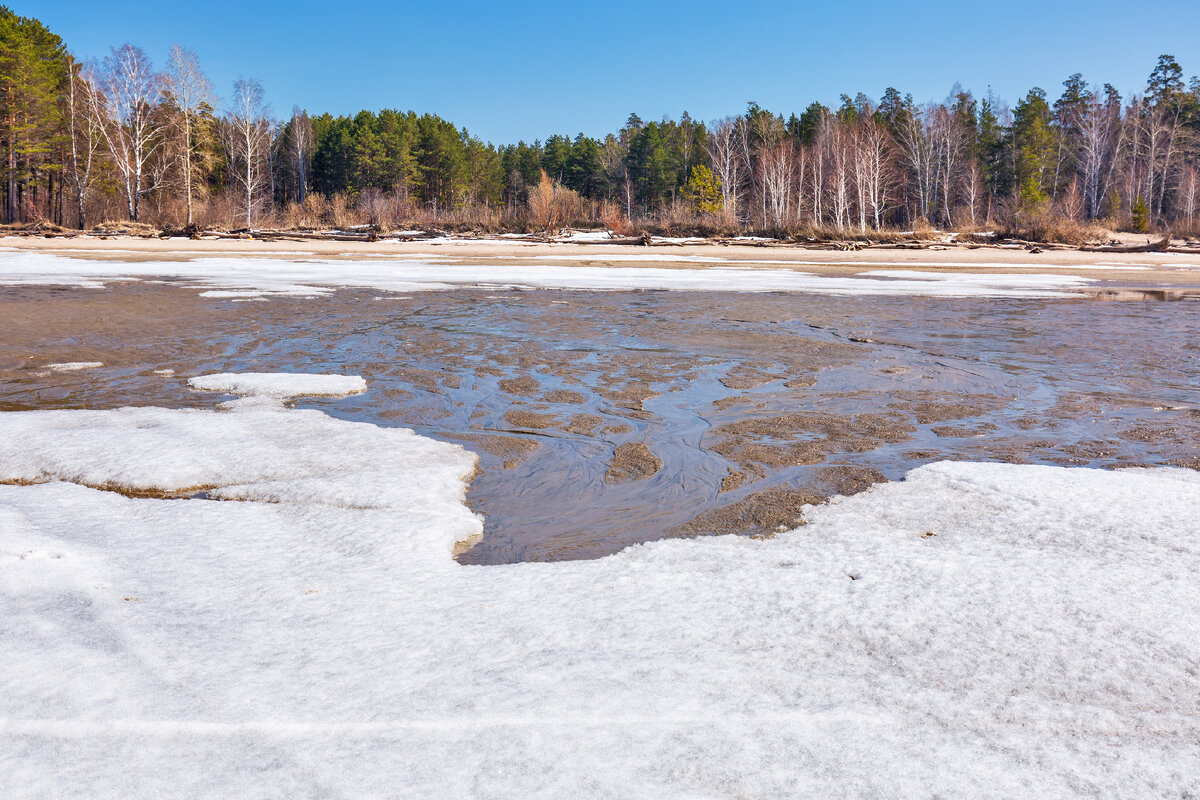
[44,361,103,372]
[187,372,367,398]
[1,387,1198,797]
[0,250,1095,298]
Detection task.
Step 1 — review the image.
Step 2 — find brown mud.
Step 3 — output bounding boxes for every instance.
[2,281,1199,563]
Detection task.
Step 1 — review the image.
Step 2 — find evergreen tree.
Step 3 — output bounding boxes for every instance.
[681,164,721,214]
[1013,88,1055,214]
[795,102,827,145]
[565,133,603,197]
[0,6,67,223]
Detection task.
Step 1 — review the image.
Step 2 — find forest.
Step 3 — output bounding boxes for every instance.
[3,5,1200,239]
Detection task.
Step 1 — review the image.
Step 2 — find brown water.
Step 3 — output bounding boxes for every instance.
[2,282,1198,563]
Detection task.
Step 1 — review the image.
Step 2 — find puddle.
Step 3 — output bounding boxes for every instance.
[2,282,1198,564]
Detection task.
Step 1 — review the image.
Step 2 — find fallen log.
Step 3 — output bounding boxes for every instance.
[1079,235,1171,253]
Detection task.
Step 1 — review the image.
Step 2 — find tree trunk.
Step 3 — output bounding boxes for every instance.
[183,114,193,226]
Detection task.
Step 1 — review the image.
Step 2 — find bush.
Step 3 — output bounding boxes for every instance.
[1130,196,1150,233]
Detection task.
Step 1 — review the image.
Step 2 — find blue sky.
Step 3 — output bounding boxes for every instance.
[24,0,1200,144]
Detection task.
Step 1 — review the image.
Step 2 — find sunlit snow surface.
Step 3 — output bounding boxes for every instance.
[0,249,1097,298]
[1,376,1199,797]
[187,372,367,398]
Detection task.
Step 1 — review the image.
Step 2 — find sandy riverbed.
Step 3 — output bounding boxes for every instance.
[4,277,1197,563]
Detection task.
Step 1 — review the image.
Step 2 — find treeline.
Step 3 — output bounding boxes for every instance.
[4,5,1200,236]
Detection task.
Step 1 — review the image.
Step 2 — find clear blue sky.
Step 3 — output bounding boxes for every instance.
[22,0,1200,144]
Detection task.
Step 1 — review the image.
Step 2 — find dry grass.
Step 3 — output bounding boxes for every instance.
[32,188,1197,247]
[997,216,1110,246]
[92,219,159,235]
[0,220,69,235]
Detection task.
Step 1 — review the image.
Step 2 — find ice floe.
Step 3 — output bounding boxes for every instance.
[1,377,1198,797]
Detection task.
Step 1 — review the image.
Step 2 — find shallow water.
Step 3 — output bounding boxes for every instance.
[2,282,1198,563]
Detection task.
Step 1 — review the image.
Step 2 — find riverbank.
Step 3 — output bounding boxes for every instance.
[5,234,1200,298]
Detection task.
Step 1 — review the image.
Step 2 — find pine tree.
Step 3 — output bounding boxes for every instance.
[1013,88,1055,216]
[0,7,68,223]
[681,165,721,215]
[1131,195,1150,232]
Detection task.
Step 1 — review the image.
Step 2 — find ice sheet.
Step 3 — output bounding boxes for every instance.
[1,381,1198,797]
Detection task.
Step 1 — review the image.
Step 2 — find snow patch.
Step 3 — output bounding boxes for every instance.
[187,372,367,398]
[0,391,1198,796]
[44,362,103,372]
[559,230,612,242]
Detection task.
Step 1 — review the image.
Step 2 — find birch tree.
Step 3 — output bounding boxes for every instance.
[96,44,164,221]
[164,45,213,226]
[759,141,793,227]
[1180,165,1199,225]
[282,107,313,203]
[853,117,892,231]
[896,104,936,223]
[65,59,104,229]
[706,117,744,224]
[223,78,271,229]
[1077,93,1121,219]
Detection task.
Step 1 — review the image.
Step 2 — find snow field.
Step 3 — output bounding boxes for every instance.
[0,376,1198,797]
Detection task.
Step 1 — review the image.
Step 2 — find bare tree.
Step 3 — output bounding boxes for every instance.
[164,46,214,226]
[809,119,828,224]
[1076,94,1121,220]
[223,78,272,229]
[1180,165,1199,226]
[283,107,314,203]
[895,104,937,224]
[824,117,852,230]
[95,44,166,221]
[931,105,968,226]
[706,118,745,224]
[852,117,892,231]
[791,144,808,225]
[65,59,105,229]
[759,141,794,227]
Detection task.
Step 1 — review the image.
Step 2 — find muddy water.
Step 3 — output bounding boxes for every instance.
[2,283,1198,563]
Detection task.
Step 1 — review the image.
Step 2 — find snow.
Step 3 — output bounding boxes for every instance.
[650,236,707,244]
[44,361,103,372]
[559,229,612,241]
[1,379,1198,797]
[187,372,367,398]
[0,250,1096,298]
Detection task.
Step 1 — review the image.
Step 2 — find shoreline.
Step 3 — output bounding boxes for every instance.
[5,234,1200,294]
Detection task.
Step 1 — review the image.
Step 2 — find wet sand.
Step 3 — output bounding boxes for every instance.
[3,279,1198,564]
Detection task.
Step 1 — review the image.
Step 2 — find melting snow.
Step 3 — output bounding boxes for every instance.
[0,250,1096,298]
[0,375,1198,796]
[187,372,367,398]
[44,362,103,372]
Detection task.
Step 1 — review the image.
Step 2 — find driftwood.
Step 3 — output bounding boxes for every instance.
[1079,236,1171,253]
